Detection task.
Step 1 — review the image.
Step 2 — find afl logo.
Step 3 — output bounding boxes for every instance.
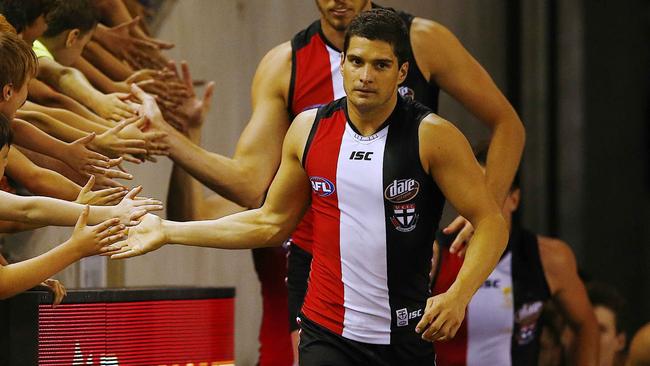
[310,176,335,197]
[385,179,419,203]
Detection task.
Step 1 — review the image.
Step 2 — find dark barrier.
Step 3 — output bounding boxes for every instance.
[0,287,235,366]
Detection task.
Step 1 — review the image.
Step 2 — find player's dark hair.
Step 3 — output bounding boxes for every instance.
[343,8,410,66]
[0,113,14,148]
[588,282,626,333]
[0,0,57,33]
[43,0,97,38]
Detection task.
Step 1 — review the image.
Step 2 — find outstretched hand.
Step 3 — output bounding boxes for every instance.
[90,115,148,160]
[94,18,169,70]
[65,205,128,259]
[63,133,112,176]
[113,186,163,226]
[94,93,137,122]
[104,213,166,259]
[76,175,127,205]
[171,60,215,130]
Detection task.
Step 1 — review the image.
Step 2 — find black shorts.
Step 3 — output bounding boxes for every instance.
[298,314,435,366]
[287,242,312,331]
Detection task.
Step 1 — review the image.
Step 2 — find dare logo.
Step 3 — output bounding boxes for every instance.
[310,176,336,197]
[384,179,420,203]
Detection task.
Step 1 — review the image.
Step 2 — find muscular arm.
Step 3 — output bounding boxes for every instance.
[411,18,525,206]
[156,43,292,208]
[421,116,509,304]
[539,237,599,366]
[109,110,316,258]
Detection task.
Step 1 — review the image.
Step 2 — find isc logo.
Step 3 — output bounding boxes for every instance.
[349,151,373,160]
[310,176,335,197]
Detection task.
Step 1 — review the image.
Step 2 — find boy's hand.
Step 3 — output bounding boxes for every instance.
[66,206,127,258]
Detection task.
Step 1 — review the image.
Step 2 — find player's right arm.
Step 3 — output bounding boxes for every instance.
[107,109,317,259]
[148,42,293,209]
[415,114,509,342]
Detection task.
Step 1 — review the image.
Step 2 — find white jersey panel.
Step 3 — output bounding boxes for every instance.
[327,45,346,100]
[337,123,391,344]
[467,252,514,366]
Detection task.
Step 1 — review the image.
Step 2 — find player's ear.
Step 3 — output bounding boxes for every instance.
[398,61,409,84]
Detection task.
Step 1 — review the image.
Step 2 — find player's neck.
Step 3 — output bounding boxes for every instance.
[319,21,345,51]
[346,94,398,136]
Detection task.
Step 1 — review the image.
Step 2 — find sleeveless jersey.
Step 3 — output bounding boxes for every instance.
[432,226,551,365]
[300,96,445,345]
[289,9,440,254]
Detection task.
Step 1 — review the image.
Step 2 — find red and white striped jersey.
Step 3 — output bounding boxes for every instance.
[432,227,551,365]
[300,97,445,345]
[288,11,440,254]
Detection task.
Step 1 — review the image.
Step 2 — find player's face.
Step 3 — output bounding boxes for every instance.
[0,144,9,179]
[315,0,371,32]
[341,36,408,112]
[594,306,625,366]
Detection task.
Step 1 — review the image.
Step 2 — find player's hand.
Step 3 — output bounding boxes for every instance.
[105,214,166,259]
[112,186,163,226]
[37,278,67,308]
[443,216,474,257]
[415,292,468,342]
[65,206,127,259]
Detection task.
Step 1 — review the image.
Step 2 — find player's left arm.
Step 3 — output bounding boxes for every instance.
[539,236,599,366]
[411,18,525,207]
[415,114,509,342]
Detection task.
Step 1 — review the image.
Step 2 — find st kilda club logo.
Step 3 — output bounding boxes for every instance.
[385,179,420,232]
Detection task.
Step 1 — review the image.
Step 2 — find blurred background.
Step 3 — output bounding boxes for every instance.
[3,1,648,363]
